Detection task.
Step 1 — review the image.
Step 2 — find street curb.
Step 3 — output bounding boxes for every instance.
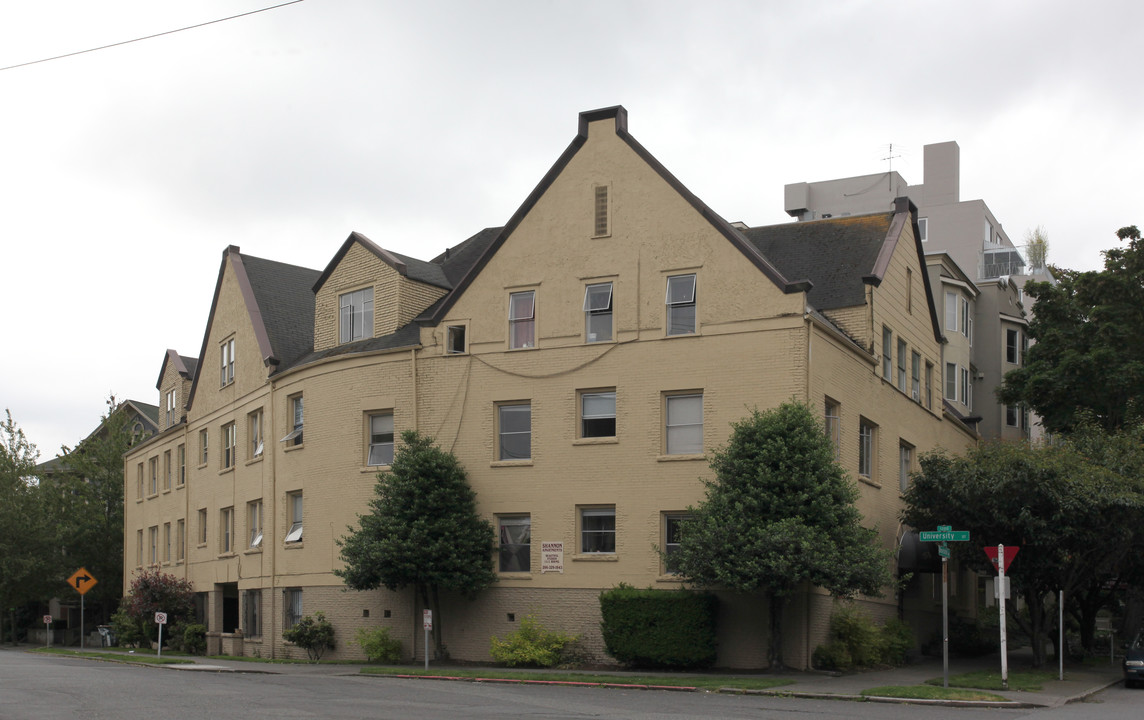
[1054,677,1123,708]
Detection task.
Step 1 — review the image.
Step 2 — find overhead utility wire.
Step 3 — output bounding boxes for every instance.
[0,0,306,72]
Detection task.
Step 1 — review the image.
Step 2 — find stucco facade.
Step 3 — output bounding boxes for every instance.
[124,107,976,669]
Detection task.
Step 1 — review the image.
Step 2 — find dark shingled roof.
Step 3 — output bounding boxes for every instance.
[240,254,321,372]
[285,323,422,370]
[180,355,199,379]
[741,213,894,311]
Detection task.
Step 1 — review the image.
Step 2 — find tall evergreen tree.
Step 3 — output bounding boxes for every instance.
[668,402,894,669]
[337,430,496,659]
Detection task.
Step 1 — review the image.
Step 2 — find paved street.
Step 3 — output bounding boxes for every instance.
[1,648,1137,720]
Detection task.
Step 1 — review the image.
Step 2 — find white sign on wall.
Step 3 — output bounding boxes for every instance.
[541,541,564,573]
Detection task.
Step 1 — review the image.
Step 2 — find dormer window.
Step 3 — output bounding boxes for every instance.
[339,287,374,344]
[220,337,235,387]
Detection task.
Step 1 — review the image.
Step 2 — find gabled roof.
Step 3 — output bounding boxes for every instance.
[423,105,810,325]
[313,231,452,294]
[155,349,199,391]
[186,247,321,409]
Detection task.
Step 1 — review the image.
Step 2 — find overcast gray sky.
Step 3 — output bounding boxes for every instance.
[3,0,1140,460]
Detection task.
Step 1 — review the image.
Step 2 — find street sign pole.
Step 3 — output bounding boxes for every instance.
[942,555,949,688]
[423,610,432,671]
[80,594,85,650]
[999,544,1008,691]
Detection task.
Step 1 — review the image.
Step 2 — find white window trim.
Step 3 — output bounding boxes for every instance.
[665,274,697,336]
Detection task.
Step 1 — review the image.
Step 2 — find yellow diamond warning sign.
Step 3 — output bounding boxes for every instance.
[67,568,98,595]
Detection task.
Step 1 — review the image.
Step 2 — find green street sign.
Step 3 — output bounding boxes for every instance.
[920,530,970,542]
[938,543,951,558]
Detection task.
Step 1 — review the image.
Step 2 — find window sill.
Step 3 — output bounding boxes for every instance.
[146,492,159,500]
[657,453,706,462]
[246,455,264,466]
[497,572,533,579]
[136,497,144,503]
[283,541,304,550]
[361,464,391,473]
[572,554,619,562]
[507,345,539,352]
[573,437,618,446]
[218,466,235,476]
[664,331,698,339]
[196,543,207,549]
[197,463,208,470]
[858,475,881,489]
[176,483,185,490]
[491,459,533,468]
[162,488,172,495]
[244,547,263,555]
[283,443,304,453]
[217,552,237,559]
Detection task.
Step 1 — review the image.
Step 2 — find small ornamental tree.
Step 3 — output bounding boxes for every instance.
[121,569,195,644]
[667,402,894,670]
[337,430,496,659]
[283,611,335,662]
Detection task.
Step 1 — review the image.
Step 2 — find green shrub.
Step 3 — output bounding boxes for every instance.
[283,612,336,662]
[181,623,207,655]
[489,615,577,667]
[110,607,145,648]
[355,625,402,663]
[813,605,915,670]
[599,584,718,669]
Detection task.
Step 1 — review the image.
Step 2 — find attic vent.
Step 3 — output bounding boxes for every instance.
[593,185,610,237]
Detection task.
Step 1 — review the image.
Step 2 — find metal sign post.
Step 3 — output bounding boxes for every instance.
[918,526,970,690]
[66,568,98,650]
[43,615,51,648]
[155,612,167,659]
[423,610,432,671]
[999,545,1008,691]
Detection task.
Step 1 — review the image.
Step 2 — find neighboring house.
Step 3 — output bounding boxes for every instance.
[123,106,977,669]
[785,141,1050,440]
[35,399,159,480]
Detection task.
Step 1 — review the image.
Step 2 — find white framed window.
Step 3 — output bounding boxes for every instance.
[446,324,467,354]
[859,419,876,479]
[163,522,171,563]
[961,297,971,341]
[367,412,395,466]
[945,291,958,333]
[882,326,893,381]
[899,442,913,493]
[243,590,261,638]
[220,507,234,553]
[220,337,235,387]
[284,588,303,629]
[197,508,207,545]
[664,513,690,569]
[248,500,263,548]
[1006,404,1019,427]
[897,339,907,391]
[136,463,143,499]
[665,274,696,335]
[249,409,263,458]
[282,395,303,446]
[1006,328,1020,364]
[165,389,177,427]
[177,444,185,486]
[509,290,536,349]
[581,391,616,438]
[163,450,172,491]
[200,429,209,466]
[285,492,303,543]
[925,361,934,409]
[584,282,613,343]
[593,184,610,237]
[136,529,143,567]
[960,367,971,408]
[498,515,531,572]
[222,423,236,469]
[581,507,616,554]
[911,352,921,402]
[824,399,841,460]
[176,519,185,561]
[148,457,157,495]
[665,393,703,455]
[339,287,374,344]
[944,362,957,401]
[498,403,531,460]
[149,526,158,565]
[918,217,928,242]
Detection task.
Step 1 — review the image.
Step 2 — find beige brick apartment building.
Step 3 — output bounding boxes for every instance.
[123,106,977,669]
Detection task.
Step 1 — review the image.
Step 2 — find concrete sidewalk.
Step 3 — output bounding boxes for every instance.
[16,645,1126,707]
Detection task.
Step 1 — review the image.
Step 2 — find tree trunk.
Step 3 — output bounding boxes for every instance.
[768,591,786,671]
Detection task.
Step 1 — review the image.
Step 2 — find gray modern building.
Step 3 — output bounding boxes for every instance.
[784,141,1053,440]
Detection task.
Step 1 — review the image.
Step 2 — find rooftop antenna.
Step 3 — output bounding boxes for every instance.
[882,143,901,190]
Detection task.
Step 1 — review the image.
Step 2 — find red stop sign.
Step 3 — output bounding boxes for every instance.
[984,546,1020,573]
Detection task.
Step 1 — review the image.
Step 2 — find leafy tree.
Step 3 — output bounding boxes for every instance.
[1000,225,1144,434]
[51,396,135,619]
[283,611,336,662]
[667,402,895,670]
[0,410,59,644]
[902,442,1143,666]
[336,430,496,659]
[120,568,195,644]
